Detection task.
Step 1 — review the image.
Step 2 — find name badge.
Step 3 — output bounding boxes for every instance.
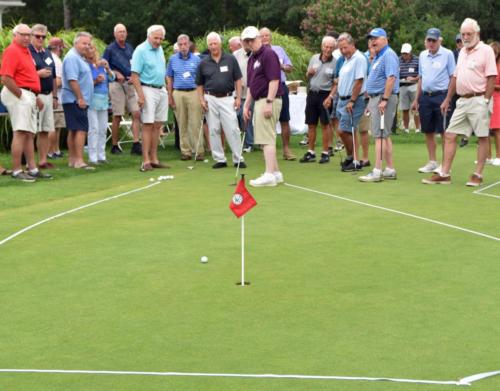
[220,65,228,73]
[325,68,334,75]
[408,67,414,73]
[372,61,379,70]
[432,61,441,69]
[183,71,191,79]
[45,57,53,65]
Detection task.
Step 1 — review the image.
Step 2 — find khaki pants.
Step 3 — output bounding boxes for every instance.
[173,90,203,155]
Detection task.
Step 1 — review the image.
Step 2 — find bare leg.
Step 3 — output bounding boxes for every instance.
[339,131,353,156]
[475,136,490,175]
[67,131,75,167]
[281,121,293,156]
[425,133,437,162]
[142,123,153,164]
[263,144,279,173]
[441,132,458,175]
[307,124,317,151]
[11,131,26,172]
[493,129,500,158]
[150,122,162,163]
[384,137,394,168]
[37,132,50,166]
[414,112,421,130]
[73,131,88,167]
[131,111,141,143]
[360,130,370,161]
[321,123,330,153]
[111,116,121,145]
[402,110,410,129]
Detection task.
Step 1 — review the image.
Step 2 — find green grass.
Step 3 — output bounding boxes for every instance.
[1,134,499,390]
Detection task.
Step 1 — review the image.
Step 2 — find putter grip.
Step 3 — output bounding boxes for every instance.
[380,114,385,130]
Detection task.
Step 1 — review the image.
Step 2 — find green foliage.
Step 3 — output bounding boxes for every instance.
[194,28,313,82]
[301,0,400,51]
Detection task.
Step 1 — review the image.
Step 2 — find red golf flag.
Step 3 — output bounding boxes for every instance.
[229,176,257,218]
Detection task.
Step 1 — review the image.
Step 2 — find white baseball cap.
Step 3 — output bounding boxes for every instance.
[241,26,259,40]
[401,43,412,54]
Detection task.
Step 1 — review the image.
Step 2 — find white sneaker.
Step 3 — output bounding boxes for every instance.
[299,137,308,146]
[418,161,438,173]
[273,171,284,184]
[415,128,421,133]
[382,167,397,180]
[359,169,382,182]
[433,165,450,175]
[404,128,409,134]
[249,172,277,187]
[492,158,500,166]
[243,146,252,153]
[474,159,493,165]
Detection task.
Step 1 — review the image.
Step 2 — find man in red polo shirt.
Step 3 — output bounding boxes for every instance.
[0,24,49,182]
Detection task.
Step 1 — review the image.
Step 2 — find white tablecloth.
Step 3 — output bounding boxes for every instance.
[276,93,307,135]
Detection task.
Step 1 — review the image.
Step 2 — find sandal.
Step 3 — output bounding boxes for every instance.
[0,168,13,176]
[283,152,297,161]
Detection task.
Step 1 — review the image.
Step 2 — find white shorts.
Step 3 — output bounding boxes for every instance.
[1,87,37,133]
[37,93,55,132]
[141,86,168,124]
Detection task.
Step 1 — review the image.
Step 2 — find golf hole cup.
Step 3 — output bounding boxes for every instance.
[200,256,208,263]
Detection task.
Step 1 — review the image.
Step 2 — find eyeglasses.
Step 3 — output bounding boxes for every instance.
[33,34,46,39]
[426,38,437,43]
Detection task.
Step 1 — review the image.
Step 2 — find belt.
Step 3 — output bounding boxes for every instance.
[174,88,196,92]
[141,83,163,89]
[459,92,485,98]
[39,91,53,95]
[20,87,39,94]
[339,95,352,100]
[423,90,447,96]
[400,82,416,86]
[206,91,233,98]
[309,90,330,94]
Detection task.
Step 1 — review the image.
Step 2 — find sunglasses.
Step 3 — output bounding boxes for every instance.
[426,38,437,43]
[33,34,46,39]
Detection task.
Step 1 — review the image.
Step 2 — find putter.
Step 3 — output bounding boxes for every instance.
[230,131,246,186]
[379,113,385,181]
[350,111,361,174]
[187,120,205,170]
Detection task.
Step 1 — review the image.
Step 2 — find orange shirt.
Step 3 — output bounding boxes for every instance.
[454,41,497,96]
[0,42,41,93]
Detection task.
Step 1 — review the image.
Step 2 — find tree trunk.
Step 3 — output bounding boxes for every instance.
[63,0,71,30]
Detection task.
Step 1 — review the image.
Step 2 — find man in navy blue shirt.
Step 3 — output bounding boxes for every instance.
[29,24,56,175]
[103,24,142,155]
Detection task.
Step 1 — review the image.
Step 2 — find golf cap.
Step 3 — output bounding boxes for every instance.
[426,28,441,40]
[241,26,259,41]
[455,33,462,42]
[367,27,387,39]
[401,43,412,53]
[48,37,66,49]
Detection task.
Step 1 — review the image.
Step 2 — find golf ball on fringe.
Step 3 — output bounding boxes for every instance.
[200,256,208,263]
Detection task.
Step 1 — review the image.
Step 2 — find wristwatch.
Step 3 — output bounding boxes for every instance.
[381,97,389,102]
[266,98,274,104]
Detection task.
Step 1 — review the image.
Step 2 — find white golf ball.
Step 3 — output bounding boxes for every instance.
[149,178,155,182]
[203,159,209,163]
[200,256,208,263]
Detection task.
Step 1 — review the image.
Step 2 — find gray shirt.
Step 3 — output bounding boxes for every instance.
[308,53,336,92]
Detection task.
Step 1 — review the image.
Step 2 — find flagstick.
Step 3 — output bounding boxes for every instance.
[241,215,245,286]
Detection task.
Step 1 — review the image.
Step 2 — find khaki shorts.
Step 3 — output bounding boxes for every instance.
[109,81,139,116]
[358,110,371,132]
[446,96,492,138]
[253,98,282,145]
[1,87,37,133]
[37,93,55,132]
[53,110,66,128]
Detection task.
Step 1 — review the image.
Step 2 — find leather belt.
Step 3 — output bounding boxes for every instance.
[339,95,352,100]
[206,91,233,98]
[174,88,196,92]
[459,92,485,98]
[423,90,447,96]
[141,83,163,89]
[20,87,39,94]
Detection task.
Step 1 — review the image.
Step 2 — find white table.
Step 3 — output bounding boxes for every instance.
[276,93,307,135]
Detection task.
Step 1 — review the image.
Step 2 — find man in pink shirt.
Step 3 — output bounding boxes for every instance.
[423,18,497,187]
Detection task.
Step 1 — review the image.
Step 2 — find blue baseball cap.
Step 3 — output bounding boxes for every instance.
[367,28,387,39]
[426,28,441,40]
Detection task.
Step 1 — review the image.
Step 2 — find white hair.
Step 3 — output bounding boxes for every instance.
[31,24,47,34]
[322,36,336,46]
[177,34,190,43]
[114,23,126,34]
[337,33,353,45]
[206,32,222,45]
[229,36,241,45]
[461,18,480,33]
[12,24,30,35]
[147,25,166,38]
[73,31,92,45]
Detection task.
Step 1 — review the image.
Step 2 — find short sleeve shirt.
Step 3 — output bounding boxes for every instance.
[196,52,242,94]
[418,46,455,92]
[233,48,251,97]
[454,41,498,95]
[131,40,166,86]
[307,53,336,92]
[338,50,367,97]
[29,45,56,93]
[271,45,292,83]
[247,45,284,100]
[102,41,135,78]
[366,45,399,95]
[399,54,419,81]
[0,42,41,92]
[166,52,201,89]
[52,52,63,100]
[61,47,94,104]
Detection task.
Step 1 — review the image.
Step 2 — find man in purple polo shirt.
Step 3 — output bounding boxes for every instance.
[242,26,284,187]
[260,27,296,161]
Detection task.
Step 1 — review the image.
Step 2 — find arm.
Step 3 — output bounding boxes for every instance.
[440,76,457,114]
[1,75,22,98]
[167,76,176,108]
[197,85,207,112]
[263,79,279,119]
[130,72,144,109]
[346,78,363,113]
[411,77,422,111]
[485,75,495,100]
[69,80,87,108]
[52,78,58,109]
[234,78,242,110]
[323,79,338,108]
[243,87,253,123]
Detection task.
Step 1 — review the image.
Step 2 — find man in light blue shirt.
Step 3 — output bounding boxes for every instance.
[335,33,367,172]
[62,31,94,169]
[131,25,169,172]
[166,34,203,160]
[411,28,456,174]
[360,27,399,182]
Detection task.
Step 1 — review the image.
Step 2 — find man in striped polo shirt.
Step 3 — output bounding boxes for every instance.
[167,34,203,161]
